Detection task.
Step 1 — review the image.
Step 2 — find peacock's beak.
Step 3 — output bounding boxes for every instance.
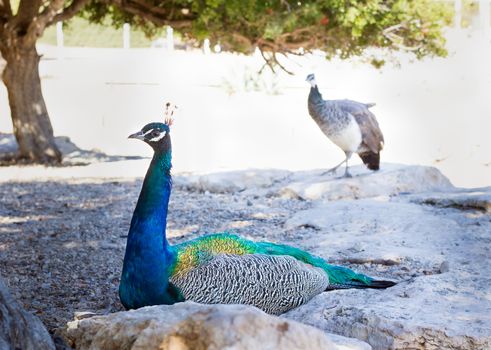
[128,131,145,140]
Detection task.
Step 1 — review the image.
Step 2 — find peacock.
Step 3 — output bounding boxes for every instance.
[119,107,395,315]
[306,73,385,177]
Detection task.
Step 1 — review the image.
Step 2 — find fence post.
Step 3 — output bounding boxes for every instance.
[480,0,490,36]
[123,23,130,49]
[56,22,64,48]
[454,0,462,29]
[56,22,64,59]
[166,26,174,50]
[203,38,211,54]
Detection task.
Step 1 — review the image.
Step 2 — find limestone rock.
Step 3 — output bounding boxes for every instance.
[409,187,491,213]
[173,165,453,200]
[282,198,491,349]
[64,302,367,350]
[278,164,453,200]
[0,276,54,350]
[176,169,291,193]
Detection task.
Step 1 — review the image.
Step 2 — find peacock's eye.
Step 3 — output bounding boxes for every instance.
[151,130,160,138]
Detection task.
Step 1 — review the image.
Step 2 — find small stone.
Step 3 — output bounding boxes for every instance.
[74,311,97,320]
[352,242,364,252]
[439,261,450,273]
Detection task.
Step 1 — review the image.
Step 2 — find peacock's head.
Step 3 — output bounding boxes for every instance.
[305,73,317,88]
[128,102,176,152]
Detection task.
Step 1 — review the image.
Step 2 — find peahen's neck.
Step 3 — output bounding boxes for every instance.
[120,139,180,309]
[309,85,323,103]
[308,85,326,123]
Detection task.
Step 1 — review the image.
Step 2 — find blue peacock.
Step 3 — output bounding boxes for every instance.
[119,109,396,315]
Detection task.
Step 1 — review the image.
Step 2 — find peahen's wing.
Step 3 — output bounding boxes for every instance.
[169,253,329,315]
[334,99,384,153]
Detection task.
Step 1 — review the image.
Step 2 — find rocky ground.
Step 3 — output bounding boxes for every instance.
[0,163,490,349]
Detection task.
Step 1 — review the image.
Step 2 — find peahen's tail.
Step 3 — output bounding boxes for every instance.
[254,241,396,290]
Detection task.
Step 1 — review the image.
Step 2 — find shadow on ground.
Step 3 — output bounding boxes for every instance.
[0,133,144,166]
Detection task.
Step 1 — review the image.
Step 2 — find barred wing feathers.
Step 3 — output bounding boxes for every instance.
[170,253,329,315]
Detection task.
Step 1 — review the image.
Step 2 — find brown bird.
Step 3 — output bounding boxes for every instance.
[306,74,384,177]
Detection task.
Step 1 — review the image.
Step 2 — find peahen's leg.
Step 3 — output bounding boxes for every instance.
[343,152,353,178]
[323,157,347,175]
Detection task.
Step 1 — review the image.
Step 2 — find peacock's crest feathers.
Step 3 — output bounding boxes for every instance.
[164,102,178,127]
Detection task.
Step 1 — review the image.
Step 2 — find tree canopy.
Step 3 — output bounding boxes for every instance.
[81,0,451,67]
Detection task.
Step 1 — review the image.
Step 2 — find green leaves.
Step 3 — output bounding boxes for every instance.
[80,0,449,63]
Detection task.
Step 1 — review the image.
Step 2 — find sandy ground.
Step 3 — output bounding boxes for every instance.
[0,30,489,188]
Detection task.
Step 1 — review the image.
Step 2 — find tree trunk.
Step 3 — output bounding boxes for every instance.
[0,276,55,350]
[1,42,62,164]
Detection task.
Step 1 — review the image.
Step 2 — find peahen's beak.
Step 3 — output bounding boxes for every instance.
[128,130,145,140]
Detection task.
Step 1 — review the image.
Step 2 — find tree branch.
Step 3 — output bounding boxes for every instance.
[15,0,43,27]
[0,0,13,18]
[48,0,89,24]
[257,48,275,74]
[124,0,168,16]
[383,22,423,52]
[231,33,253,49]
[271,52,293,75]
[18,0,65,46]
[110,0,195,29]
[37,0,66,24]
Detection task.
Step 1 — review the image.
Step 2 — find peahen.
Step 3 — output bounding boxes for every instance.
[306,73,384,177]
[119,110,395,315]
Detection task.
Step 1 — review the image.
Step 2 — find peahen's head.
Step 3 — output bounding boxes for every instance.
[128,103,176,152]
[306,73,317,88]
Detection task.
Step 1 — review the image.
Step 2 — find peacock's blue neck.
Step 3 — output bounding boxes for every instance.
[133,149,173,226]
[120,146,180,309]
